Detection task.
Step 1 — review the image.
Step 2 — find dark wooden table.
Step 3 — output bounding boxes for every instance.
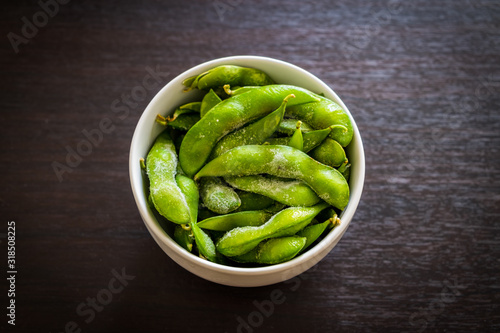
[2,1,499,332]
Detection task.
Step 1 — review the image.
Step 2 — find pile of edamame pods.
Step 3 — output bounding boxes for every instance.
[143,65,353,266]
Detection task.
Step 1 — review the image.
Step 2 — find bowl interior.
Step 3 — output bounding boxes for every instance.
[129,55,365,284]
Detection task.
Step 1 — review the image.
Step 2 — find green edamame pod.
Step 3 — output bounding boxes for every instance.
[197,210,272,231]
[146,131,190,224]
[277,118,314,135]
[172,102,201,119]
[195,145,349,210]
[191,222,217,262]
[264,137,291,146]
[156,102,201,126]
[313,207,335,225]
[338,162,351,182]
[309,138,347,168]
[178,101,201,112]
[183,65,275,92]
[200,89,222,118]
[236,191,275,211]
[159,113,200,132]
[265,127,332,153]
[264,202,287,214]
[172,132,185,154]
[198,207,219,221]
[298,213,341,251]
[174,225,194,252]
[288,121,304,151]
[230,236,307,264]
[225,175,320,207]
[226,87,352,146]
[175,174,198,223]
[179,85,320,177]
[216,203,328,257]
[147,193,154,210]
[286,95,353,147]
[176,174,218,262]
[301,127,333,152]
[296,219,332,251]
[205,229,226,243]
[182,75,196,89]
[199,177,241,214]
[209,94,291,159]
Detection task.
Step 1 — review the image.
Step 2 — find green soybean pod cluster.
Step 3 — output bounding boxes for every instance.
[142,65,353,266]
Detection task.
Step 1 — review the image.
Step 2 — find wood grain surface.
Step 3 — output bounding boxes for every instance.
[1,0,499,332]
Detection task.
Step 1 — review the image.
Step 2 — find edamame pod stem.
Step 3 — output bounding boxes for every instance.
[146,131,190,224]
[176,174,218,262]
[209,94,292,159]
[223,85,259,96]
[265,127,332,153]
[197,210,272,231]
[195,145,350,210]
[179,85,320,177]
[224,175,320,207]
[183,65,275,91]
[286,95,353,147]
[216,203,328,257]
[230,236,307,265]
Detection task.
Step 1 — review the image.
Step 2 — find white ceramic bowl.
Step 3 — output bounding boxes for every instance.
[129,55,365,287]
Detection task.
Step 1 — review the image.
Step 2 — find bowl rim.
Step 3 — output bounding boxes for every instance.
[129,55,365,278]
